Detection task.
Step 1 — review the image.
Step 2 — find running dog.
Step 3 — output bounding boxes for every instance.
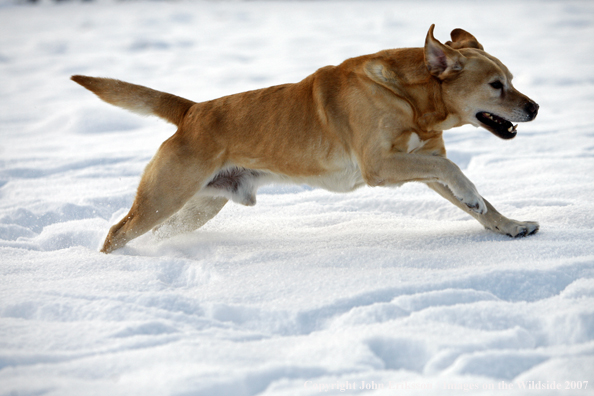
[72,25,539,253]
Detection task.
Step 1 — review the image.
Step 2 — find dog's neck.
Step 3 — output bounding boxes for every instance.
[400,50,457,135]
[362,48,458,135]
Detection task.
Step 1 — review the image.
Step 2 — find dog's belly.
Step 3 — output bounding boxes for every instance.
[302,161,366,193]
[203,160,366,206]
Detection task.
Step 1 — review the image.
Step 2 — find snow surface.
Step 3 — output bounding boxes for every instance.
[1,0,594,395]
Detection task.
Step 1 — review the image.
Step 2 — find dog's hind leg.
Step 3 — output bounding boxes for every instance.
[427,182,539,237]
[101,135,221,253]
[152,195,228,239]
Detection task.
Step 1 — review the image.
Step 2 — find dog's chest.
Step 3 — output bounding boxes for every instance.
[406,133,426,153]
[391,131,446,156]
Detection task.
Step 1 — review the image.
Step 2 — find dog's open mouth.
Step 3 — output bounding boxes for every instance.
[476,112,518,140]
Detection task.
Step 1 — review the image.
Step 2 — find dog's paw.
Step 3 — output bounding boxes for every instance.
[506,221,539,238]
[491,220,539,238]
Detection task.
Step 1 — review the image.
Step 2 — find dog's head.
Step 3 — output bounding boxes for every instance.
[424,25,539,139]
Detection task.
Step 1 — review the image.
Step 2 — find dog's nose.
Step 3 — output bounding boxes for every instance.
[525,101,539,120]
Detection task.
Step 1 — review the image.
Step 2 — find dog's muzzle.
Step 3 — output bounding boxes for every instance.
[525,100,539,121]
[476,100,539,140]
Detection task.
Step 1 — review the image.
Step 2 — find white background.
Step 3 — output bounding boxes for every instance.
[1,1,593,395]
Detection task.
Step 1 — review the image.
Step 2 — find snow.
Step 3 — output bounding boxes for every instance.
[1,0,594,395]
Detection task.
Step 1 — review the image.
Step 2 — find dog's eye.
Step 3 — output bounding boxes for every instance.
[490,81,504,89]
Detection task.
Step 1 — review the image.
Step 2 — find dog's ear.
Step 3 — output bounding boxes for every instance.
[445,28,484,50]
[424,24,466,80]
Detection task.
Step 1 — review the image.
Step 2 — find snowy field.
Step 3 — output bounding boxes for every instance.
[1,0,594,395]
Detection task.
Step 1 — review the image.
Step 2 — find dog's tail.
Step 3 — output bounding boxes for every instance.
[71,75,195,126]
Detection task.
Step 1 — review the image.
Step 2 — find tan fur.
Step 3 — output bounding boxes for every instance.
[72,25,540,253]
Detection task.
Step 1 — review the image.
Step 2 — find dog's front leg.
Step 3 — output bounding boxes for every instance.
[367,154,487,215]
[427,182,539,237]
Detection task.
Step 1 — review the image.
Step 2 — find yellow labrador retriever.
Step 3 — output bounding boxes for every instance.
[72,25,539,253]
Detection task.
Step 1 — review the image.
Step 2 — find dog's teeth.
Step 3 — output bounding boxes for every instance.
[508,126,513,132]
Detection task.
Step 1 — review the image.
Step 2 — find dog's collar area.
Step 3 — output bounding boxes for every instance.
[476,112,518,140]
